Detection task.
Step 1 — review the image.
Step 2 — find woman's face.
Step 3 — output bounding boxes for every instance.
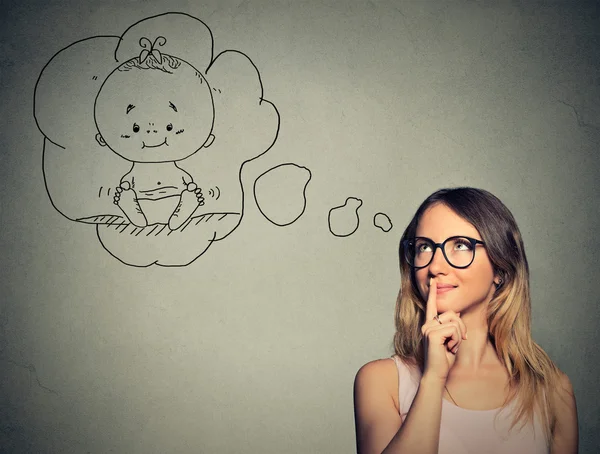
[414,203,498,315]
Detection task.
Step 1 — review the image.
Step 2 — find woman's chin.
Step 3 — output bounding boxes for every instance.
[436,299,462,314]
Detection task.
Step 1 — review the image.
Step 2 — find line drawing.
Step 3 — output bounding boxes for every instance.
[34,12,280,267]
[328,197,363,237]
[373,212,393,232]
[253,163,312,227]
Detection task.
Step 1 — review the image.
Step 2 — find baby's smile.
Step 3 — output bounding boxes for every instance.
[142,138,168,149]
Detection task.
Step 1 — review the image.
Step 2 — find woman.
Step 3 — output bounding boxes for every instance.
[354,188,578,454]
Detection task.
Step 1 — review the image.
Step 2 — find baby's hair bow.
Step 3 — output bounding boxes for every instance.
[138,36,167,63]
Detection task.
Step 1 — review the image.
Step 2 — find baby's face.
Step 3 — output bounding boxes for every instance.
[95,61,214,162]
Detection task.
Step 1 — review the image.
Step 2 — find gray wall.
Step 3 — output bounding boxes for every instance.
[1,1,598,452]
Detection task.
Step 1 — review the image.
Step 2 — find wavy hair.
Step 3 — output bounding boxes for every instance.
[118,53,182,74]
[393,187,561,443]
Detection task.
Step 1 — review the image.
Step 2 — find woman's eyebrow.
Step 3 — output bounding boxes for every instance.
[126,104,135,114]
[169,101,178,112]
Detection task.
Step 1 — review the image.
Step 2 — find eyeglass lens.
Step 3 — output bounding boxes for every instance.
[407,237,476,268]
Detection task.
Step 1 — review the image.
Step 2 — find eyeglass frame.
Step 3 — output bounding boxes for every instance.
[401,236,486,269]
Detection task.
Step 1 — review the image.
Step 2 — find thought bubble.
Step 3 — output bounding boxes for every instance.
[34,13,280,267]
[328,197,363,237]
[374,212,393,232]
[253,163,312,226]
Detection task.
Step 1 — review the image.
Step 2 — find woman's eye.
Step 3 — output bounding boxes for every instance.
[417,243,431,253]
[454,240,472,251]
[133,123,140,133]
[166,123,173,131]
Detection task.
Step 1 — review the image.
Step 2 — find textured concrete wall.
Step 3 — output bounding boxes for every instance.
[1,1,598,452]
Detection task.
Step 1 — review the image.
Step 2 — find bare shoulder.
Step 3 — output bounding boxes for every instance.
[354,358,402,454]
[355,358,398,385]
[551,370,578,454]
[552,369,577,411]
[556,370,575,395]
[355,358,398,399]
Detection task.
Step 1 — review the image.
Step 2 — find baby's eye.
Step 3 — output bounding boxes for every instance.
[133,123,140,133]
[166,123,173,131]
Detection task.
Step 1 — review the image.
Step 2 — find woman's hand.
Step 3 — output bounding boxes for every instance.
[421,278,467,382]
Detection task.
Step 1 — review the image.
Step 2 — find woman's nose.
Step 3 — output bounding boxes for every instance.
[146,122,158,134]
[428,246,448,275]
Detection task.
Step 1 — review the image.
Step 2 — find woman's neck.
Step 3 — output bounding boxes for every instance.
[453,307,500,372]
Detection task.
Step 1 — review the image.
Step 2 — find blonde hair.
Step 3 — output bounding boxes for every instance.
[393,187,561,443]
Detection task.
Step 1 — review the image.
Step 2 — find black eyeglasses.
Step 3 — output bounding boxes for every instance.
[401,236,486,269]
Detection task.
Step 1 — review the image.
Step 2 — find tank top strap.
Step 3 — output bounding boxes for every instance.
[391,355,421,421]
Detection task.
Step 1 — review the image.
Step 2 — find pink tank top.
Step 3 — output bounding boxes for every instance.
[392,356,549,454]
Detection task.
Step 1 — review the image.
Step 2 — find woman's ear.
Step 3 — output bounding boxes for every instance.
[494,275,504,289]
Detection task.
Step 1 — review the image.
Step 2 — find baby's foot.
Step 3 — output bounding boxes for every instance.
[114,181,148,227]
[168,182,204,230]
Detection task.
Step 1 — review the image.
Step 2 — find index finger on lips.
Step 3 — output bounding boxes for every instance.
[425,277,438,322]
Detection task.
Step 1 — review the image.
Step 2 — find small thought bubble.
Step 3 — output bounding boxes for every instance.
[328,197,363,237]
[374,212,393,233]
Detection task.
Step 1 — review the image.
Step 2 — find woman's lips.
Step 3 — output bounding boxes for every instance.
[436,284,456,294]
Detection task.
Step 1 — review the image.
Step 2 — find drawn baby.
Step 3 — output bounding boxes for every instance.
[94,37,215,230]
